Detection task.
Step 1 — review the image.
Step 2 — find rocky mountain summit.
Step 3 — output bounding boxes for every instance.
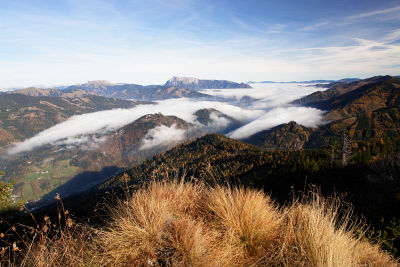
[165,76,252,90]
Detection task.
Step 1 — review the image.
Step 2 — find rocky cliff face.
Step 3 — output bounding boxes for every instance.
[164,76,252,90]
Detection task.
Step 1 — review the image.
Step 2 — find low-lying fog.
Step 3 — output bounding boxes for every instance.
[7,83,327,155]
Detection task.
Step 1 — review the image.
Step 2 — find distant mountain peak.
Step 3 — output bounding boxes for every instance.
[165,76,251,90]
[168,76,199,85]
[82,80,113,87]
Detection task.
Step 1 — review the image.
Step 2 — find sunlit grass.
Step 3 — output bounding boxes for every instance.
[3,179,398,266]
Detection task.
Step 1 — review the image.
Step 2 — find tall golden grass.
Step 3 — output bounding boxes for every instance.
[10,179,398,266]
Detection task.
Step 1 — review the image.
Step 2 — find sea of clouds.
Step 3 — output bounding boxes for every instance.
[6,83,327,156]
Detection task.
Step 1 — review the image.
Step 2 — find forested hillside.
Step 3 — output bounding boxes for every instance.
[0,94,140,145]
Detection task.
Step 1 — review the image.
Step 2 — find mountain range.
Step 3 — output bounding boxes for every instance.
[2,75,400,203]
[63,82,212,101]
[2,74,400,259]
[97,73,400,191]
[0,94,141,146]
[5,77,251,101]
[247,78,363,84]
[1,108,241,202]
[246,76,400,150]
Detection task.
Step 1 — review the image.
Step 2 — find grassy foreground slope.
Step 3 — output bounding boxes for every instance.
[17,133,396,258]
[10,180,398,266]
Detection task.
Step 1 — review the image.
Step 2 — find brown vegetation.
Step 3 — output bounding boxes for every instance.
[6,179,398,266]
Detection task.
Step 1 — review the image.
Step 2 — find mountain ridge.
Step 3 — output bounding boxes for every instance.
[165,76,252,90]
[0,94,141,146]
[6,77,252,101]
[247,75,400,150]
[0,112,200,202]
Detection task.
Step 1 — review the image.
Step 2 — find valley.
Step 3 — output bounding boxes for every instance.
[2,76,400,203]
[1,75,400,261]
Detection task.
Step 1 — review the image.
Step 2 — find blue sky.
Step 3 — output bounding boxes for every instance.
[0,0,400,87]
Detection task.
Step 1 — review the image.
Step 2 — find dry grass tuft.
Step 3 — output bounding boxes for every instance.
[203,186,282,265]
[7,179,399,266]
[278,194,366,266]
[97,179,214,266]
[21,223,96,267]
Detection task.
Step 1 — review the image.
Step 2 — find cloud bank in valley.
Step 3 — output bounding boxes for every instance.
[201,83,324,108]
[140,124,187,151]
[206,112,231,129]
[228,106,325,139]
[6,99,263,155]
[6,83,327,156]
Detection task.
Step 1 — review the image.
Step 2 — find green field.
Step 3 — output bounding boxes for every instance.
[18,159,81,201]
[52,159,79,178]
[22,183,34,200]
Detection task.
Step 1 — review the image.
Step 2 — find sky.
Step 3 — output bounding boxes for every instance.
[1,0,400,88]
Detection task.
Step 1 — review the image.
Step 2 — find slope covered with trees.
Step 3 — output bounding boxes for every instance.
[247,76,400,153]
[0,94,140,146]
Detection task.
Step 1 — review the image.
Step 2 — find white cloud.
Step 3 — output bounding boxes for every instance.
[348,5,400,20]
[1,1,400,88]
[1,29,400,88]
[51,135,108,150]
[299,21,330,32]
[201,83,328,109]
[228,106,325,139]
[6,99,263,155]
[208,112,230,128]
[6,83,327,155]
[139,124,187,150]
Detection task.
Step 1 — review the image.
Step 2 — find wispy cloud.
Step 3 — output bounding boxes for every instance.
[1,1,399,87]
[382,29,400,43]
[2,29,399,88]
[299,21,330,32]
[266,23,286,34]
[348,5,400,20]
